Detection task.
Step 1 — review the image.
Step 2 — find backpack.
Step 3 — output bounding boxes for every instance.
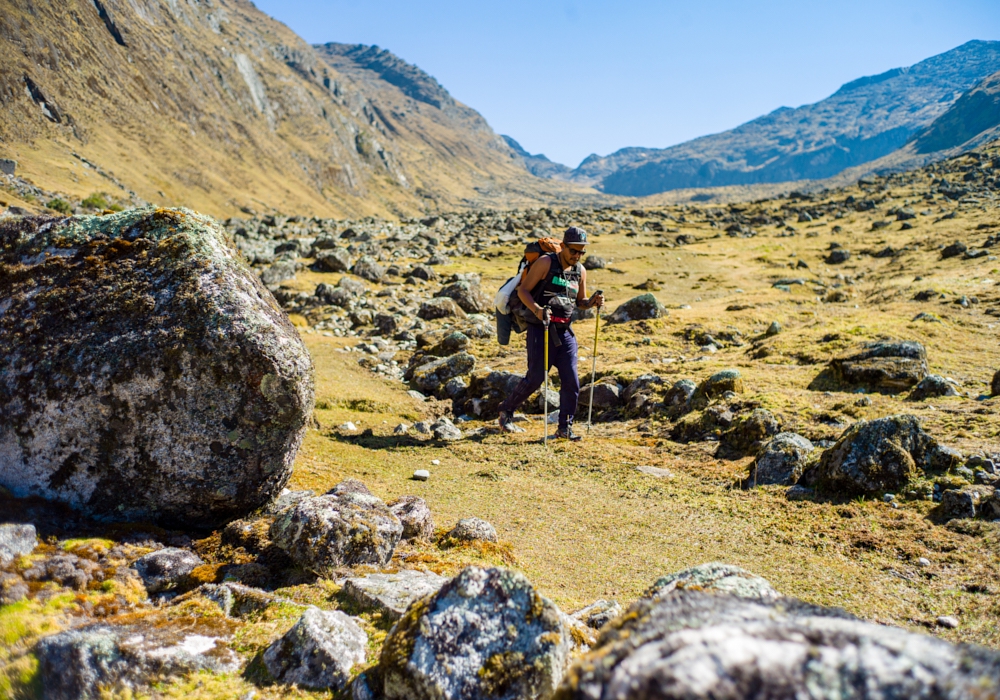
[495,238,563,345]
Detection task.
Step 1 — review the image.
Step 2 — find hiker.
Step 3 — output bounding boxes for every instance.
[498,226,604,440]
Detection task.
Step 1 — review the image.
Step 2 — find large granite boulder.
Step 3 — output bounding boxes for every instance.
[555,589,1000,699]
[802,414,960,496]
[716,408,780,459]
[269,492,403,576]
[435,279,492,314]
[0,210,314,528]
[748,432,815,486]
[828,340,928,392]
[378,566,569,700]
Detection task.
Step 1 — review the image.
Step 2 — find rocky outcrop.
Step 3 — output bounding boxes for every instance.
[269,491,403,576]
[388,496,434,540]
[132,548,203,594]
[555,588,1000,699]
[0,210,314,528]
[644,562,780,601]
[378,566,569,700]
[343,570,446,620]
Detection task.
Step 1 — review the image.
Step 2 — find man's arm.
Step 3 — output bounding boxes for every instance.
[517,256,552,320]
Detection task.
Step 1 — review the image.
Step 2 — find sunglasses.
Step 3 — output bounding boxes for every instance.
[566,247,586,256]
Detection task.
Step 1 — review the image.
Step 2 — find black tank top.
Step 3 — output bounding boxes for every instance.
[530,253,582,326]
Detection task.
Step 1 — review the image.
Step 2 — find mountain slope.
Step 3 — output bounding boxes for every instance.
[501,135,573,179]
[580,41,1000,196]
[0,0,590,218]
[913,69,1000,154]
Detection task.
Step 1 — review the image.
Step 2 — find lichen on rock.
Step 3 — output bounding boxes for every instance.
[378,566,569,700]
[0,209,314,528]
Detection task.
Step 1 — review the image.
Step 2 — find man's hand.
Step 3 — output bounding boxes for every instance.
[533,305,546,321]
[590,291,605,309]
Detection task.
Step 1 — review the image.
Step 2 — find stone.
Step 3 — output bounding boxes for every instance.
[663,379,696,409]
[579,382,621,409]
[829,340,928,392]
[379,566,569,700]
[0,210,314,528]
[785,484,814,500]
[622,374,665,416]
[431,416,463,441]
[670,405,734,443]
[315,248,352,272]
[748,432,814,486]
[571,599,622,630]
[583,255,606,269]
[412,470,430,481]
[265,489,315,515]
[938,487,986,521]
[352,255,384,282]
[802,414,955,496]
[0,523,36,566]
[606,293,667,324]
[315,283,353,307]
[411,353,476,395]
[443,377,468,399]
[826,248,851,264]
[991,369,1000,396]
[765,321,781,337]
[446,517,498,543]
[555,589,1000,699]
[435,279,492,314]
[0,572,28,604]
[910,374,960,400]
[635,465,672,478]
[269,493,403,576]
[0,158,16,175]
[200,582,279,617]
[343,570,447,620]
[410,264,438,281]
[428,331,470,357]
[132,548,203,593]
[327,478,374,497]
[717,408,780,459]
[388,496,433,540]
[690,369,743,409]
[261,260,297,286]
[942,241,968,258]
[264,607,367,690]
[36,623,240,699]
[644,562,780,602]
[937,615,960,629]
[418,297,467,320]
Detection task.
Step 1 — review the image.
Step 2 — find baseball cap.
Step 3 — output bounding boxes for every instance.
[563,226,588,245]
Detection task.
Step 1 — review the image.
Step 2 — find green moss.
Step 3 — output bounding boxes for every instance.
[80,193,110,210]
[45,198,71,213]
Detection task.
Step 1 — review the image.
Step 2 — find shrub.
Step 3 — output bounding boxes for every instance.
[46,198,71,213]
[81,192,109,209]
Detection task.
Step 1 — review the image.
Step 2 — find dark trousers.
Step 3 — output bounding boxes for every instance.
[500,323,579,432]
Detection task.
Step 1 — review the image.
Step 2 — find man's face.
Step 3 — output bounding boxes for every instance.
[565,244,586,260]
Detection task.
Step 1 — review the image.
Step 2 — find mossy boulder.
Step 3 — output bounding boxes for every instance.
[669,405,733,443]
[554,589,1000,699]
[716,408,780,459]
[378,566,569,700]
[263,607,367,690]
[748,432,815,486]
[802,414,959,496]
[0,210,314,528]
[269,492,403,576]
[690,369,744,409]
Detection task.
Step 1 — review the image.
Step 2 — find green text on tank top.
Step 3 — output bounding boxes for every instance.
[532,253,582,324]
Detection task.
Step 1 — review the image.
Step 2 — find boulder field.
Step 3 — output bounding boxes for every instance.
[0,209,314,528]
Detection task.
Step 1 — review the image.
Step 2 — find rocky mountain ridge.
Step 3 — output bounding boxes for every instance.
[552,40,1000,195]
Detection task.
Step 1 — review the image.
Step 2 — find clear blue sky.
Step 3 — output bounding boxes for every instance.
[254,0,1000,168]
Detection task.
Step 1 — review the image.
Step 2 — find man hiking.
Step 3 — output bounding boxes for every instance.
[498,226,604,440]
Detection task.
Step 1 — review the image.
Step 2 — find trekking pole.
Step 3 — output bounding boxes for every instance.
[587,290,603,434]
[543,309,550,448]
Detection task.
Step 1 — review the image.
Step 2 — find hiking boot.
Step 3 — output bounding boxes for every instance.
[498,410,525,433]
[554,427,582,442]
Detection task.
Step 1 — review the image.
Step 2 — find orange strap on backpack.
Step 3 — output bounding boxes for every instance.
[519,237,562,282]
